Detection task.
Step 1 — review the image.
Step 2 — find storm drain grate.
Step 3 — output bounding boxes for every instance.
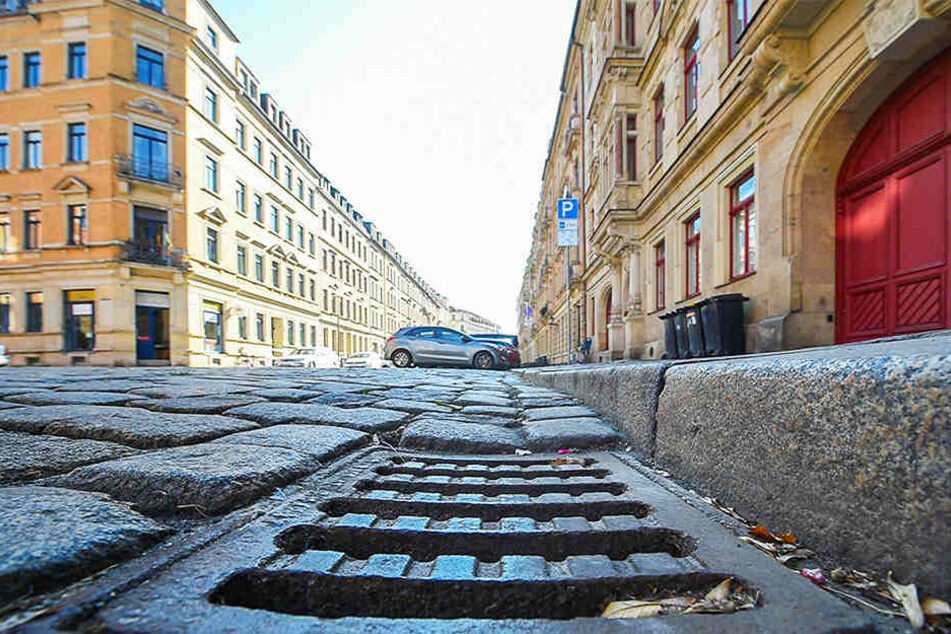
[211,453,738,620]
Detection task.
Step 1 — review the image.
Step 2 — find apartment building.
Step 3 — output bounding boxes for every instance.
[0,0,452,366]
[448,307,502,335]
[519,0,950,363]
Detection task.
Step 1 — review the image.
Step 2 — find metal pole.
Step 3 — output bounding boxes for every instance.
[566,245,571,363]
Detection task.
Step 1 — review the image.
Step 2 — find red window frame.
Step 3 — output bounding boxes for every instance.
[685,213,701,298]
[727,0,751,60]
[684,27,699,121]
[626,114,637,181]
[653,88,665,162]
[624,3,636,46]
[655,240,666,310]
[729,170,756,279]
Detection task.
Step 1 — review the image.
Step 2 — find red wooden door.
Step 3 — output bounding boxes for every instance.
[836,48,951,342]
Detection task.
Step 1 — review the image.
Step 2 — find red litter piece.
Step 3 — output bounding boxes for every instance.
[801,568,825,585]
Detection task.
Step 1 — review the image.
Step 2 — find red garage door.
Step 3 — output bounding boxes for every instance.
[837,48,951,343]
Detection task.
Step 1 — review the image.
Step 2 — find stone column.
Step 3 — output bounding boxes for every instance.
[608,260,625,357]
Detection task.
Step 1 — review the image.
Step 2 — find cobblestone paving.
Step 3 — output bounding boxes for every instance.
[0,367,886,633]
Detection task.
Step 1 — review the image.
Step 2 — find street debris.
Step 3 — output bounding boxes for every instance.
[514,449,532,456]
[801,568,826,585]
[549,455,584,466]
[602,577,758,619]
[888,572,925,629]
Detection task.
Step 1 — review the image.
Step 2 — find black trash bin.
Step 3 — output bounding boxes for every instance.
[684,304,706,358]
[672,309,690,359]
[700,293,748,356]
[659,312,680,359]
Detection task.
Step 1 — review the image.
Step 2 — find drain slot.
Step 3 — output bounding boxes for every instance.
[320,497,651,521]
[275,524,696,559]
[211,570,728,620]
[376,465,611,480]
[357,479,626,496]
[391,455,596,467]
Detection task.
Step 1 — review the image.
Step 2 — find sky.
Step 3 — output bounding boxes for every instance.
[216,1,577,332]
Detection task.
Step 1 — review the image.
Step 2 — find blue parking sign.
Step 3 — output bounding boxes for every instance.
[557,198,579,246]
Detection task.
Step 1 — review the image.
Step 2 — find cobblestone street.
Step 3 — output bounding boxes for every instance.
[0,366,903,633]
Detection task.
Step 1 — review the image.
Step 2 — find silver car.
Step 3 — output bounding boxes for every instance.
[384,326,510,370]
[0,344,8,367]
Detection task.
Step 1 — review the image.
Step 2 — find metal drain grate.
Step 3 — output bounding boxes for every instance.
[211,454,729,620]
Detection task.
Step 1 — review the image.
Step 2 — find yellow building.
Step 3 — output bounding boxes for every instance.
[520,0,951,363]
[0,0,450,366]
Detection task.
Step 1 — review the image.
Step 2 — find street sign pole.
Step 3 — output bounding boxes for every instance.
[557,198,579,364]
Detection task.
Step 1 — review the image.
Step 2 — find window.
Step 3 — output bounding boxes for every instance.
[68,43,87,79]
[23,52,40,88]
[655,241,666,310]
[252,195,262,223]
[65,289,95,352]
[206,227,218,263]
[297,224,304,248]
[136,46,164,88]
[308,233,315,255]
[0,295,9,334]
[0,134,9,170]
[729,170,757,279]
[26,292,42,332]
[269,153,278,178]
[132,124,168,182]
[284,166,292,190]
[284,217,293,241]
[728,0,752,60]
[0,212,9,253]
[299,322,306,346]
[255,313,265,341]
[202,301,222,353]
[309,278,315,301]
[204,156,218,191]
[254,253,264,281]
[285,267,293,292]
[297,178,304,200]
[271,261,280,287]
[685,213,701,298]
[204,88,218,122]
[270,206,279,233]
[623,114,636,180]
[24,130,41,169]
[235,181,246,214]
[206,25,218,51]
[67,122,87,162]
[235,120,246,150]
[140,0,163,11]
[287,320,295,346]
[624,2,636,46]
[24,210,40,249]
[310,325,317,347]
[684,27,700,121]
[68,204,87,245]
[653,88,664,162]
[0,56,8,92]
[238,315,247,340]
[323,289,329,310]
[298,273,305,296]
[308,189,315,209]
[237,245,247,276]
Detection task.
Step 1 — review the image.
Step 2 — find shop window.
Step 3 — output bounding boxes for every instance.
[65,290,95,351]
[202,301,222,353]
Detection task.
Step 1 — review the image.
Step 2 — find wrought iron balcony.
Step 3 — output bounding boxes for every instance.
[0,0,38,15]
[117,155,183,190]
[121,241,188,270]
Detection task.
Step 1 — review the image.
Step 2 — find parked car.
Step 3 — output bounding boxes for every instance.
[343,351,387,369]
[470,333,519,349]
[0,344,8,367]
[273,347,340,368]
[384,326,512,370]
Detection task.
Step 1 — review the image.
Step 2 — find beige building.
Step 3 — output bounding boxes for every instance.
[0,0,451,366]
[519,0,951,363]
[448,307,502,335]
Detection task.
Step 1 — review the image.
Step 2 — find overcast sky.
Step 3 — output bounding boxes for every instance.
[217,1,576,332]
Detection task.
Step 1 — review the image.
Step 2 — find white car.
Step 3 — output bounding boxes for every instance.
[343,351,387,369]
[0,344,8,367]
[273,347,340,368]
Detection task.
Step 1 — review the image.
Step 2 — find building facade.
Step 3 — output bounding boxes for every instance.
[448,306,502,335]
[519,0,951,364]
[0,0,451,366]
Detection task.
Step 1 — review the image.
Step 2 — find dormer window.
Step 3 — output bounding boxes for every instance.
[206,26,218,52]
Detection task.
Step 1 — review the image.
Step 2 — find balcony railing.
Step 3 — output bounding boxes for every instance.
[121,241,188,270]
[0,0,38,15]
[117,155,184,189]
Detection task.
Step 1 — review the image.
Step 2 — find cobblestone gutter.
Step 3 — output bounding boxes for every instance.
[518,332,951,598]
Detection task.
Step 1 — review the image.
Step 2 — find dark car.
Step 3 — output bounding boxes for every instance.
[384,326,511,370]
[470,334,519,348]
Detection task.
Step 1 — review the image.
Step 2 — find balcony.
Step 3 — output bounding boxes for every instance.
[121,241,188,270]
[0,0,38,15]
[117,155,183,190]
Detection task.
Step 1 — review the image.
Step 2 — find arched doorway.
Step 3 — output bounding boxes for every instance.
[836,48,950,343]
[602,288,612,351]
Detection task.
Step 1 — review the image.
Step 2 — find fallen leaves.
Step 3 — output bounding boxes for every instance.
[602,578,758,619]
[749,525,798,545]
[550,456,584,466]
[888,572,925,629]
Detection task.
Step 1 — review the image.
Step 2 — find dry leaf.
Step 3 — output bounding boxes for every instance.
[922,596,951,617]
[603,601,663,619]
[550,456,583,466]
[776,549,815,565]
[705,578,733,602]
[750,525,777,541]
[887,572,924,629]
[778,531,798,545]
